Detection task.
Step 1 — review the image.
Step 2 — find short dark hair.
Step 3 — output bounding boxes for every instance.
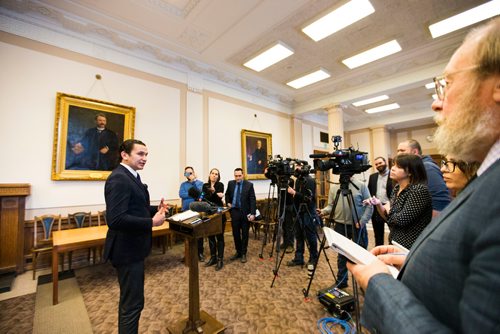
[456,160,481,181]
[393,154,427,185]
[119,139,146,162]
[406,139,422,155]
[374,156,386,163]
[184,166,194,172]
[234,168,243,173]
[95,113,107,120]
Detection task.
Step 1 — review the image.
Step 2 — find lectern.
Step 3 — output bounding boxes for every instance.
[167,211,226,334]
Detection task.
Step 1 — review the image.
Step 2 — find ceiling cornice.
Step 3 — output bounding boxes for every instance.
[0,0,295,107]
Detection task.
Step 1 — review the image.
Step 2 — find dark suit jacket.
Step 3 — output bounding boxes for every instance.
[225,180,256,217]
[367,171,393,201]
[103,164,157,266]
[360,159,500,333]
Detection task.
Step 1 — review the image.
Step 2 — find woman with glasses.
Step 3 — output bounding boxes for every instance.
[202,168,226,271]
[440,157,480,198]
[365,154,432,249]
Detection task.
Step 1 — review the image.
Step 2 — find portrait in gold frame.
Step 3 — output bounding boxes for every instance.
[241,129,272,180]
[51,92,135,181]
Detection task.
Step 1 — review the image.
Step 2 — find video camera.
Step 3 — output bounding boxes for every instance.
[309,136,371,176]
[265,155,313,186]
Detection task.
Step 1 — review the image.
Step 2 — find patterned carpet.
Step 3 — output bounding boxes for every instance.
[0,292,35,334]
[75,232,363,334]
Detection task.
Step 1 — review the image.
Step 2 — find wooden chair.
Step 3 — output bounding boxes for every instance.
[32,214,62,280]
[97,210,107,226]
[67,212,94,268]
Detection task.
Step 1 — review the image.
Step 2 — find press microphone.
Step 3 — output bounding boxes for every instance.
[189,201,218,214]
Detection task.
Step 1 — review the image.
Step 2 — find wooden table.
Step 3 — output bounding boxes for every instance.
[51,222,171,305]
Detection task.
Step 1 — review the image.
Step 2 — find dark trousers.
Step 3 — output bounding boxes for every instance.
[230,209,249,255]
[282,204,295,247]
[334,223,368,285]
[293,213,318,263]
[208,216,226,259]
[115,260,145,334]
[371,210,386,246]
[197,238,204,256]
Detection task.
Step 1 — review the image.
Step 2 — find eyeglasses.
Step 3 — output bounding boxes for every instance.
[433,65,478,101]
[441,160,457,173]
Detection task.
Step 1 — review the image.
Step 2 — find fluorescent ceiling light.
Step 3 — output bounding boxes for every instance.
[432,94,438,100]
[243,41,294,72]
[429,0,500,38]
[286,68,331,89]
[425,82,435,89]
[352,95,389,107]
[342,40,402,69]
[302,0,375,42]
[365,103,400,114]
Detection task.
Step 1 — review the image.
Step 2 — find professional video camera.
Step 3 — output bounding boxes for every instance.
[309,136,371,176]
[265,155,313,186]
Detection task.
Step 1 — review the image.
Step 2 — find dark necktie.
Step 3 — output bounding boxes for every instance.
[136,173,142,183]
[234,182,241,208]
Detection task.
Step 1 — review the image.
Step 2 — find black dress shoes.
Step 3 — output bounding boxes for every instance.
[240,254,247,263]
[198,253,205,262]
[229,253,241,261]
[205,257,217,266]
[286,259,304,267]
[215,258,223,271]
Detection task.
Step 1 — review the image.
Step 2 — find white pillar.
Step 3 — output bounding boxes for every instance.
[370,126,391,166]
[325,104,345,151]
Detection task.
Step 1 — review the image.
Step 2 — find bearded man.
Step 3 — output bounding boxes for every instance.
[348,18,500,333]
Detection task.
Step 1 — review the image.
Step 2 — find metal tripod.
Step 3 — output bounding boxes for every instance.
[302,174,364,332]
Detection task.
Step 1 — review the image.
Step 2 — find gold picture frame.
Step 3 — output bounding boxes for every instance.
[51,92,135,181]
[241,129,272,180]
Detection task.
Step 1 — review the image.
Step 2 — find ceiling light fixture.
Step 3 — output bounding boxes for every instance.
[365,103,400,114]
[302,0,375,42]
[432,94,438,100]
[429,0,500,38]
[286,68,331,89]
[243,41,294,72]
[352,95,389,107]
[342,40,402,69]
[425,82,435,89]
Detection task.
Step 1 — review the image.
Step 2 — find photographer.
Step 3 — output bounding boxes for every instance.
[286,162,318,267]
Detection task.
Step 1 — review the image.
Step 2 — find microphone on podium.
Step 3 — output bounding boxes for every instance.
[189,201,218,214]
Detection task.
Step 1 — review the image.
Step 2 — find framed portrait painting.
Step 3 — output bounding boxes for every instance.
[51,92,135,180]
[241,129,272,180]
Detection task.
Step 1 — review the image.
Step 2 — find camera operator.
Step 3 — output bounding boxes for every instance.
[286,162,318,267]
[317,176,373,288]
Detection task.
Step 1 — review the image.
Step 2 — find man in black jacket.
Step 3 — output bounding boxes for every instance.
[104,139,167,334]
[225,168,256,263]
[367,156,393,246]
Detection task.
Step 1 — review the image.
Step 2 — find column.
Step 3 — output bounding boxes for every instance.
[324,104,345,151]
[370,126,391,170]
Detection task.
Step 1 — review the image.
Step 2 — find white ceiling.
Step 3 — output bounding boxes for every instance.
[0,0,492,130]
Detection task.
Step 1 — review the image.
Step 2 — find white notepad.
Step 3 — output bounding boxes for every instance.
[169,210,200,222]
[323,226,400,279]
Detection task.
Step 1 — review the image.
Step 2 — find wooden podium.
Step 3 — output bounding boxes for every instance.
[167,211,226,334]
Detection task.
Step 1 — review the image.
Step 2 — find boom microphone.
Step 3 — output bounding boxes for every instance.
[189,201,217,213]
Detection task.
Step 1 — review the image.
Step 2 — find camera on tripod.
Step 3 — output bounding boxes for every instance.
[265,155,313,186]
[309,136,371,175]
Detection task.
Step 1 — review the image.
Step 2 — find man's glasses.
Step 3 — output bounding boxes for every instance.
[433,65,478,101]
[441,160,458,173]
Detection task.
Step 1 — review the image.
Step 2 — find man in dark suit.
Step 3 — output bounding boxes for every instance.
[104,139,167,334]
[71,113,119,170]
[348,18,500,333]
[225,168,256,263]
[367,156,393,246]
